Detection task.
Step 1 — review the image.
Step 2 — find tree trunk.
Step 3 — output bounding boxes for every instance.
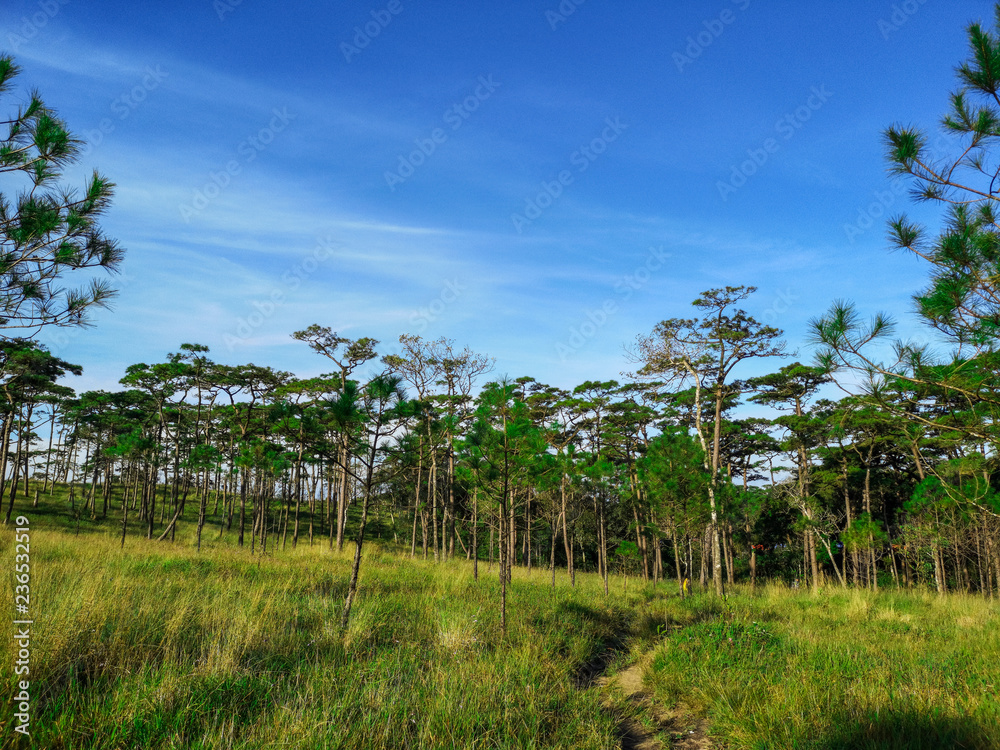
[550,509,557,589]
[410,453,422,558]
[672,529,684,597]
[430,453,439,562]
[336,443,350,552]
[472,486,479,581]
[3,417,24,524]
[561,475,574,585]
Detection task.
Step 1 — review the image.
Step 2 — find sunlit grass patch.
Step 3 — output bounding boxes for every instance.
[0,527,631,749]
[646,586,1000,749]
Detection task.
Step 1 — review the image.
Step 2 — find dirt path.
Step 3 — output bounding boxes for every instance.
[597,655,710,750]
[572,608,712,749]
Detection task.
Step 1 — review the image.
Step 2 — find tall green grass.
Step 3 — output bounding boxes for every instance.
[4,497,999,749]
[644,584,1000,749]
[0,528,636,749]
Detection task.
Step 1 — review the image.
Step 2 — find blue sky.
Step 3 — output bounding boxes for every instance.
[1,0,992,394]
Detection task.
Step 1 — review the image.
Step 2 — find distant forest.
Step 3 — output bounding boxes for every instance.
[4,8,1000,630]
[2,282,999,616]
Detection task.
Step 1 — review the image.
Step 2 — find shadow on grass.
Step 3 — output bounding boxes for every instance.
[630,596,731,647]
[548,600,631,689]
[810,710,994,750]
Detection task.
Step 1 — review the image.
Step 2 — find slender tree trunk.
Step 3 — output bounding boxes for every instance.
[430,452,439,562]
[599,495,609,596]
[410,455,421,558]
[561,475,574,585]
[121,476,129,549]
[238,467,247,547]
[507,491,515,579]
[632,503,649,581]
[197,472,207,552]
[550,511,557,589]
[688,536,694,590]
[700,525,711,588]
[673,529,684,597]
[157,500,184,542]
[421,500,428,559]
[447,438,456,559]
[146,461,157,539]
[725,523,735,586]
[525,488,532,576]
[472,486,479,581]
[991,529,1000,597]
[3,418,24,525]
[42,408,56,494]
[84,449,100,519]
[336,441,350,552]
[498,484,508,635]
[0,412,15,518]
[569,529,576,587]
[816,531,846,587]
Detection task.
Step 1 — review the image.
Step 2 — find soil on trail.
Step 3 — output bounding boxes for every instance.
[585,647,710,750]
[572,606,711,749]
[596,657,710,750]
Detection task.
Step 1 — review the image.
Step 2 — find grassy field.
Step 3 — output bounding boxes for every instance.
[0,521,643,749]
[641,587,1000,749]
[1,490,999,749]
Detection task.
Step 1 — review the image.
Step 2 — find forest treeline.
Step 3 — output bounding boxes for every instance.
[5,6,1000,633]
[1,292,998,622]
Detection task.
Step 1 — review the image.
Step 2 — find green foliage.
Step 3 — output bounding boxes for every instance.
[0,55,124,334]
[840,513,888,553]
